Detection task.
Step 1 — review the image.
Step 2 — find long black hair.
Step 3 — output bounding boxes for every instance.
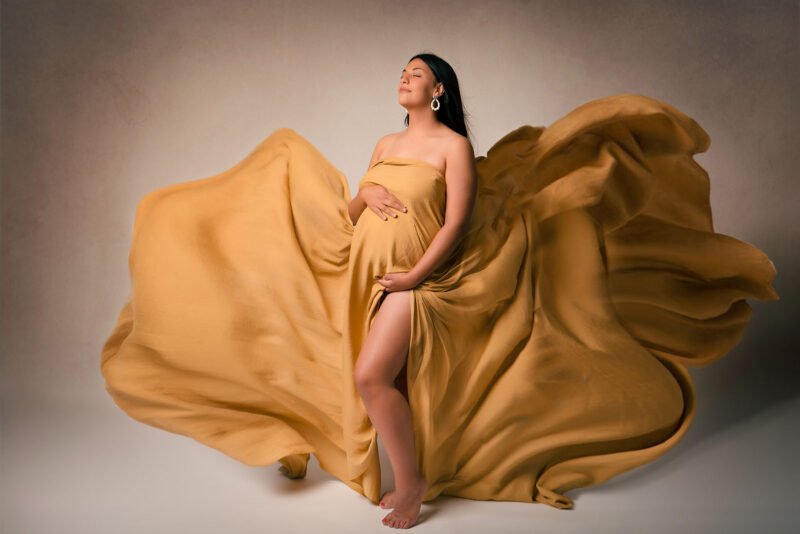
[404,52,472,143]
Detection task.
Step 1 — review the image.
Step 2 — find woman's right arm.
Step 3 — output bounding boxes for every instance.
[348,192,368,225]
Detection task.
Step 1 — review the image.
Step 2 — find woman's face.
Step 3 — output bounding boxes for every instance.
[398,59,438,108]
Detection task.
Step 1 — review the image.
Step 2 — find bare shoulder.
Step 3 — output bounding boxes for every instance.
[368,132,399,167]
[444,132,476,173]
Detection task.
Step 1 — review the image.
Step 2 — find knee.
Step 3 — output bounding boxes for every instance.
[354,362,386,398]
[353,364,375,395]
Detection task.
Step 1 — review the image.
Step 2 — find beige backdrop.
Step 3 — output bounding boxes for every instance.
[2,1,798,533]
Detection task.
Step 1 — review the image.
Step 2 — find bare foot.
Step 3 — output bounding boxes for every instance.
[379,489,396,509]
[379,475,426,509]
[381,476,427,529]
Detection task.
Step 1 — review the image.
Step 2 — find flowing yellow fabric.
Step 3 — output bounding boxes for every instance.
[101,93,778,509]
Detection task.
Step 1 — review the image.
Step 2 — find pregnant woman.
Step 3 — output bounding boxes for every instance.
[350,56,477,528]
[100,53,778,529]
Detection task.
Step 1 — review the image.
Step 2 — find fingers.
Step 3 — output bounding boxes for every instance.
[366,190,407,221]
[382,204,400,218]
[386,195,408,215]
[370,205,400,221]
[377,200,407,220]
[370,206,388,221]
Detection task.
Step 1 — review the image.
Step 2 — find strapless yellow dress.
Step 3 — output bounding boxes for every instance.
[100,93,778,509]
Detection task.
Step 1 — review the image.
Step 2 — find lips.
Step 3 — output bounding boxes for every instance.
[399,88,411,93]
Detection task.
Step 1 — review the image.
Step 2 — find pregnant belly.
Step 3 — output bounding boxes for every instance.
[351,210,440,275]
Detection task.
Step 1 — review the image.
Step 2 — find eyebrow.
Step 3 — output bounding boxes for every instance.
[402,67,424,72]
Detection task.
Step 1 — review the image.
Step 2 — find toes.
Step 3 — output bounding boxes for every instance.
[382,510,419,529]
[383,512,399,528]
[381,512,412,529]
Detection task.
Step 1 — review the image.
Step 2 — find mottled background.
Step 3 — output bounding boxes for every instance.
[2,1,798,532]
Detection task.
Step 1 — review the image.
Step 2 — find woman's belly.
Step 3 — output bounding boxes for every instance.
[351,206,441,275]
[351,170,446,280]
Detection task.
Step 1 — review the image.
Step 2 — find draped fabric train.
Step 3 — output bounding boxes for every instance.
[100,93,778,509]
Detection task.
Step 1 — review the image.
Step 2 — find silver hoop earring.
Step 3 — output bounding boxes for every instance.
[431,94,440,111]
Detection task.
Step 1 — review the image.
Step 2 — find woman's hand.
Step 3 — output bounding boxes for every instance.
[359,184,407,221]
[375,271,420,292]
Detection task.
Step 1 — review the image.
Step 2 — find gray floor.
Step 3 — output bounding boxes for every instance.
[2,362,797,533]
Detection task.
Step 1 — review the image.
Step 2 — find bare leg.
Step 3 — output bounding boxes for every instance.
[354,290,427,529]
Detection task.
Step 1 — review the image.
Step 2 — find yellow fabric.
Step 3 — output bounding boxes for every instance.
[101,93,778,509]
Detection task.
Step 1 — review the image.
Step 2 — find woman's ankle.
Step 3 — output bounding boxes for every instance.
[395,473,426,492]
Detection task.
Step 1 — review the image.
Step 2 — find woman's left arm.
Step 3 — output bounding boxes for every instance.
[406,137,477,286]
